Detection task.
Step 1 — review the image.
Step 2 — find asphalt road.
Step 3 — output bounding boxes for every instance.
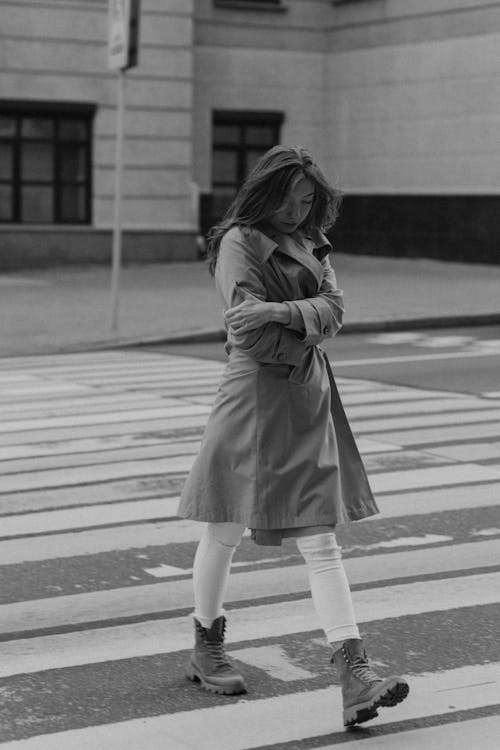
[1,337,499,746]
[143,324,500,396]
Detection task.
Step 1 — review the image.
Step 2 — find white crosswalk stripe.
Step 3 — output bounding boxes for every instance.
[0,349,499,748]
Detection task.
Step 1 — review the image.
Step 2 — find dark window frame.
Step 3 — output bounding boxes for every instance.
[0,100,95,225]
[212,109,283,188]
[214,0,286,12]
[204,110,283,233]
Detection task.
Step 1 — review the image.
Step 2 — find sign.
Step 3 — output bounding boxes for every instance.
[108,0,140,71]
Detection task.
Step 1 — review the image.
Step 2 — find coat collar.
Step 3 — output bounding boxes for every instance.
[249,225,332,287]
[250,225,332,263]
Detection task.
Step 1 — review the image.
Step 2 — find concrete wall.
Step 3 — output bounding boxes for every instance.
[325,0,500,262]
[0,0,198,265]
[326,0,500,194]
[1,0,499,265]
[194,0,500,201]
[193,0,331,192]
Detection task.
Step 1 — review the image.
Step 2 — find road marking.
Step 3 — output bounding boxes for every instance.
[0,382,93,397]
[345,396,492,420]
[0,435,396,466]
[366,332,429,345]
[0,350,498,747]
[0,519,198,564]
[1,549,498,639]
[370,463,500,493]
[376,482,500,515]
[0,477,182,515]
[353,437,401,453]
[0,373,39,382]
[333,715,500,750]
[0,496,182,538]
[0,351,202,369]
[143,563,186,578]
[0,455,196,493]
[0,403,211,434]
[0,432,199,461]
[7,440,497,496]
[0,414,207,445]
[0,570,498,677]
[144,555,298,577]
[63,370,223,383]
[0,388,477,426]
[0,663,497,750]
[2,475,496,528]
[337,388,465,404]
[0,440,201,475]
[233,645,318,681]
[0,275,50,287]
[353,407,500,433]
[0,394,179,418]
[2,468,500,556]
[332,350,500,367]
[343,534,453,552]
[414,335,476,348]
[366,420,500,447]
[1,406,498,446]
[423,441,500,461]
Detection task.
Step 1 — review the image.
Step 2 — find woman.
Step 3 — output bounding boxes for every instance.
[177,145,409,727]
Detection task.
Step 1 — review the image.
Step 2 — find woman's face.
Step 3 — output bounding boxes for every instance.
[268,175,315,235]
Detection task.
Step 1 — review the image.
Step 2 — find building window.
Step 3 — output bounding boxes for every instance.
[0,102,94,224]
[206,110,283,230]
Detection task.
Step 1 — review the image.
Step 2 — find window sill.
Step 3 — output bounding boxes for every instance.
[214,1,288,13]
[0,224,91,231]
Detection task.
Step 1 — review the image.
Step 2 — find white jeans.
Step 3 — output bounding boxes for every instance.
[192,522,360,649]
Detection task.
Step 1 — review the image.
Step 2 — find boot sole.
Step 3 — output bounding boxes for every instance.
[186,665,247,696]
[344,678,409,727]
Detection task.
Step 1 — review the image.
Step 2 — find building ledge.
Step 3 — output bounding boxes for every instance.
[214,1,288,13]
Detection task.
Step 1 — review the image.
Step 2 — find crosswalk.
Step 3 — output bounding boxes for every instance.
[0,349,499,749]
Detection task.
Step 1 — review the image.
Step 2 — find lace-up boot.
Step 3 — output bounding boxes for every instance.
[187,615,247,695]
[331,638,409,726]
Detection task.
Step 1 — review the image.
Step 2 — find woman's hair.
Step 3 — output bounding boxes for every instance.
[205,144,342,275]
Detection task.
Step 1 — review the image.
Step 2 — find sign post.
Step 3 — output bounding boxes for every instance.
[107,0,140,333]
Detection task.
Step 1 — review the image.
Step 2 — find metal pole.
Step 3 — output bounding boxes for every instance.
[110,68,125,333]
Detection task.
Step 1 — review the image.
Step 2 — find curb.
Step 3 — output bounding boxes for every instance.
[1,313,499,359]
[340,312,500,334]
[129,312,500,348]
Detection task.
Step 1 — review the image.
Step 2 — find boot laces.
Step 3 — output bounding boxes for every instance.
[205,640,233,671]
[349,654,382,685]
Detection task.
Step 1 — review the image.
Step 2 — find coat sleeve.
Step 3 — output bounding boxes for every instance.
[215,230,308,366]
[283,255,345,345]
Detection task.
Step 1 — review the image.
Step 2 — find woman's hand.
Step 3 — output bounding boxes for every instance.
[225,286,291,334]
[225,298,274,334]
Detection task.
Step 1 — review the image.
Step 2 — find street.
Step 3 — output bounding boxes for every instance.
[150,324,500,395]
[0,326,499,748]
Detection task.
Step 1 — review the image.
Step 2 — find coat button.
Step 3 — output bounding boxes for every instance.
[323,326,331,334]
[277,353,285,361]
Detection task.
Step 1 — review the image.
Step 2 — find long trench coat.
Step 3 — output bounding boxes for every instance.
[177,225,379,544]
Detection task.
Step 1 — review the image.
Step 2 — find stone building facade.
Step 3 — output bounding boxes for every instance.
[1,0,499,268]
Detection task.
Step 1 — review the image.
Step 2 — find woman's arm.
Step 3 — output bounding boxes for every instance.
[224,254,345,346]
[216,231,308,365]
[283,256,344,345]
[224,285,291,333]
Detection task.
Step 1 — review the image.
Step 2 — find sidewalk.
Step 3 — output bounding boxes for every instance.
[1,253,500,357]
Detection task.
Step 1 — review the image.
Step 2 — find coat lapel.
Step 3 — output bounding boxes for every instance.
[275,232,325,289]
[253,226,330,289]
